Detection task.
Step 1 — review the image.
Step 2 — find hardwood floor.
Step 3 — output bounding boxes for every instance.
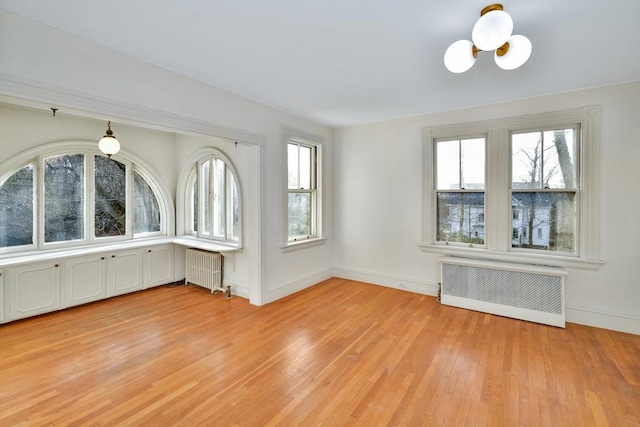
[1,278,638,426]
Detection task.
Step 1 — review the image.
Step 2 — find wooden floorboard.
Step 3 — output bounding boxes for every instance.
[1,278,638,426]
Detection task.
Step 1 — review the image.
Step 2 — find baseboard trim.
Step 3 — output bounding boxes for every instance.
[566,304,640,335]
[266,268,334,303]
[332,266,439,296]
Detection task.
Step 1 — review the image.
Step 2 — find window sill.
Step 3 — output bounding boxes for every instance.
[418,243,604,271]
[0,236,244,268]
[280,237,327,253]
[0,236,178,268]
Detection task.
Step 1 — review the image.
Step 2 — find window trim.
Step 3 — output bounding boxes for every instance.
[282,127,324,250]
[420,107,603,270]
[178,147,242,248]
[0,141,173,256]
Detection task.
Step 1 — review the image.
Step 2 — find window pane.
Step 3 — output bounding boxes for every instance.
[288,192,311,239]
[436,140,460,190]
[192,175,198,233]
[201,161,210,235]
[213,158,225,238]
[288,143,299,189]
[512,128,576,190]
[299,145,312,189]
[512,132,543,189]
[436,192,485,244]
[229,171,240,241]
[134,171,160,234]
[511,192,576,252]
[461,138,484,189]
[95,156,126,237]
[544,129,576,189]
[44,154,84,243]
[0,164,34,247]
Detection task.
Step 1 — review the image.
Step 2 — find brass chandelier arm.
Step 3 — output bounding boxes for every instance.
[480,4,504,16]
[495,41,510,57]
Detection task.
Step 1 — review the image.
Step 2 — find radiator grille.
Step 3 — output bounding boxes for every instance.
[440,258,566,327]
[185,248,223,293]
[443,264,562,314]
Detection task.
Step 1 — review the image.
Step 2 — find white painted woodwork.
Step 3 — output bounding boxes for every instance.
[9,261,61,320]
[107,249,144,297]
[64,255,106,308]
[144,245,174,289]
[0,270,5,323]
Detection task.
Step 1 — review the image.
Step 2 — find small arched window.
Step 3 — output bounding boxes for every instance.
[184,150,241,245]
[0,143,169,253]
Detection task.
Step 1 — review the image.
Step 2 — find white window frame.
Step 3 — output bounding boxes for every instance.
[0,141,171,256]
[282,128,325,251]
[182,148,242,247]
[421,107,603,270]
[434,135,487,248]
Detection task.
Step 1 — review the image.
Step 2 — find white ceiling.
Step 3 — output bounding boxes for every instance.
[1,0,639,128]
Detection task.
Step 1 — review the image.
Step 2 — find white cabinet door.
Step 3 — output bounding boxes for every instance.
[107,249,143,297]
[9,262,61,320]
[144,245,174,288]
[64,255,106,308]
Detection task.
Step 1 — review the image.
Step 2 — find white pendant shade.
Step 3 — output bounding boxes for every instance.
[494,35,532,70]
[444,40,476,73]
[472,10,513,51]
[99,135,120,157]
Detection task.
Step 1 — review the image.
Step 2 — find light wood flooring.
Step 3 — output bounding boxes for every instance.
[1,278,638,426]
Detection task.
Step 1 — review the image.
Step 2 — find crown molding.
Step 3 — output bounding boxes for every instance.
[0,73,264,146]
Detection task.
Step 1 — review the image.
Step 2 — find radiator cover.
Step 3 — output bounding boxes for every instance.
[439,257,566,327]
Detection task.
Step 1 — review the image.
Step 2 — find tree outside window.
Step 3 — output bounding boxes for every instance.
[511,128,578,253]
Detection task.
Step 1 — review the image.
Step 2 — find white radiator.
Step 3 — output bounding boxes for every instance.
[439,256,566,327]
[185,248,224,294]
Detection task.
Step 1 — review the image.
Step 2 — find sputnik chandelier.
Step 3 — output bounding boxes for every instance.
[444,3,532,73]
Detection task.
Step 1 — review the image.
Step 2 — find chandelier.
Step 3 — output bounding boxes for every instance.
[444,4,532,73]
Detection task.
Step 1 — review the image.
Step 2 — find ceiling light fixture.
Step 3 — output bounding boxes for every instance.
[98,121,120,157]
[444,4,532,73]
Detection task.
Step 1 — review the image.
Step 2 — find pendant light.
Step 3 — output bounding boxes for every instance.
[99,121,120,157]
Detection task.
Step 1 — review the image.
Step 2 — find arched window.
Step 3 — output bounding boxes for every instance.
[182,149,241,246]
[0,143,170,253]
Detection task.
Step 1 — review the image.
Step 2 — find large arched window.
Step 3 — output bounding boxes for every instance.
[0,142,170,254]
[182,149,241,246]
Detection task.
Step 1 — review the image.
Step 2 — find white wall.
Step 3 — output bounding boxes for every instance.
[0,10,334,305]
[334,82,640,334]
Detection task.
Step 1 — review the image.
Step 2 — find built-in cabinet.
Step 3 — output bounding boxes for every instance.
[1,244,175,323]
[108,249,144,297]
[145,246,173,288]
[9,261,62,320]
[65,255,107,308]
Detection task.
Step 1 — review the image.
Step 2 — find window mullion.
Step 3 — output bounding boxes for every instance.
[486,128,509,252]
[87,153,94,243]
[36,155,44,249]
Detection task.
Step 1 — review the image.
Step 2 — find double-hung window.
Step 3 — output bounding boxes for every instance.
[435,137,486,246]
[288,141,317,241]
[422,107,601,269]
[285,129,323,247]
[511,127,578,253]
